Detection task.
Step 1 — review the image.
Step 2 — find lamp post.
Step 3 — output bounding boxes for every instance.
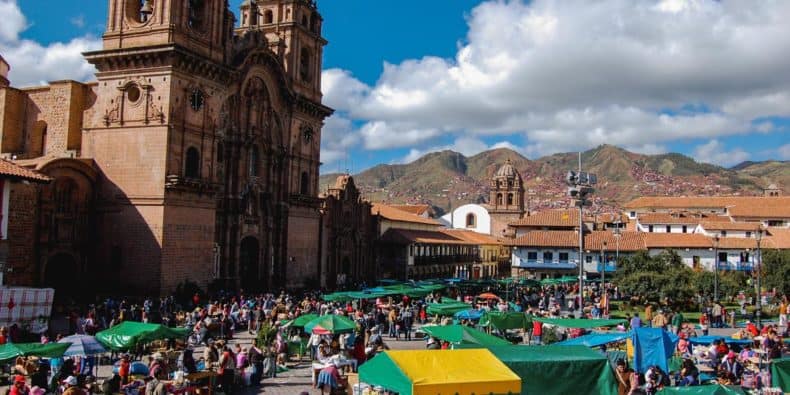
[601,241,608,287]
[566,154,597,317]
[713,235,720,302]
[756,227,763,328]
[613,220,622,267]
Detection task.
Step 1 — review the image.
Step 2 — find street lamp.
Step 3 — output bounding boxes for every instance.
[713,235,720,302]
[613,220,622,268]
[756,227,764,328]
[566,153,597,317]
[601,241,608,287]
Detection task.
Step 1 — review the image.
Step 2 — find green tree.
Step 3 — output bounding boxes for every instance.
[614,250,696,307]
[761,249,790,295]
[692,270,750,301]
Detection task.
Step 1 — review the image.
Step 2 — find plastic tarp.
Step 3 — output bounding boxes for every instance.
[535,317,625,329]
[95,321,189,351]
[657,385,746,394]
[381,285,432,298]
[0,342,71,361]
[556,332,630,348]
[480,311,530,330]
[303,314,356,335]
[631,328,678,374]
[466,345,618,395]
[422,325,510,346]
[687,336,752,346]
[771,357,790,392]
[426,300,470,316]
[359,349,521,395]
[453,309,484,321]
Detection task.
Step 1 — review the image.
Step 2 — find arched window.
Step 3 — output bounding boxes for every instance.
[263,9,273,24]
[188,0,206,30]
[300,47,312,82]
[248,146,259,177]
[507,193,514,206]
[300,171,310,195]
[301,14,308,27]
[496,193,503,206]
[466,213,476,228]
[126,0,153,23]
[508,180,514,188]
[185,147,200,179]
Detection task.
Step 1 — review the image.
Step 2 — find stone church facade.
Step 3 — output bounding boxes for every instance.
[0,0,333,295]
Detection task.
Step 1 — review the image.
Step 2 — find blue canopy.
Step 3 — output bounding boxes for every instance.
[556,332,630,348]
[454,309,485,320]
[688,336,753,346]
[632,328,678,374]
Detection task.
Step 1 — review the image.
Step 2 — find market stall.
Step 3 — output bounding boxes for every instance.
[460,345,618,395]
[95,321,188,351]
[359,349,521,395]
[422,324,510,346]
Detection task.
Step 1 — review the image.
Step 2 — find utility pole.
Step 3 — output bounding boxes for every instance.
[601,241,607,287]
[756,227,764,328]
[713,235,720,302]
[613,220,621,267]
[566,153,596,317]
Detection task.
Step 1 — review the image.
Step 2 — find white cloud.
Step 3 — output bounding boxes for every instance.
[0,0,100,87]
[694,140,750,167]
[70,14,85,29]
[319,113,361,167]
[397,136,523,164]
[323,0,790,157]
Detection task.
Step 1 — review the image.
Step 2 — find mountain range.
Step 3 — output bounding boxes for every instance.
[319,145,789,215]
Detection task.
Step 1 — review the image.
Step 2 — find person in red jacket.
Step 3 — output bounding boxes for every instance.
[532,319,543,345]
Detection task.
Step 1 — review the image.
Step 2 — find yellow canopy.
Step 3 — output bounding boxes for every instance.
[372,349,522,395]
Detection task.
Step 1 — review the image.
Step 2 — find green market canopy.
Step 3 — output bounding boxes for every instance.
[480,311,531,330]
[322,292,357,302]
[425,300,470,316]
[464,345,618,395]
[284,313,319,328]
[359,349,521,395]
[771,357,790,392]
[303,314,357,335]
[422,324,510,346]
[657,385,746,394]
[0,342,71,361]
[535,317,625,329]
[96,321,188,351]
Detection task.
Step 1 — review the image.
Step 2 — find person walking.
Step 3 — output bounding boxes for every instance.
[401,306,413,341]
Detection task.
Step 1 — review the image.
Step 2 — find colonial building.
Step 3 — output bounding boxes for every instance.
[319,175,375,289]
[441,159,527,237]
[0,0,333,295]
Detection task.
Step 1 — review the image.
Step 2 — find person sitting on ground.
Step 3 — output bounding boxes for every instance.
[613,359,632,395]
[679,358,699,386]
[62,376,86,395]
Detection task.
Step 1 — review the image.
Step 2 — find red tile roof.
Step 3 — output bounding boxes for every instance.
[766,228,790,249]
[642,233,712,249]
[508,230,579,248]
[443,229,503,245]
[0,159,50,183]
[510,209,578,227]
[372,203,441,226]
[381,229,478,245]
[700,221,763,231]
[637,213,701,225]
[389,204,431,216]
[585,231,645,252]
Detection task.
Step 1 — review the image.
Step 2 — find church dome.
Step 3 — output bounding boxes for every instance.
[494,159,519,178]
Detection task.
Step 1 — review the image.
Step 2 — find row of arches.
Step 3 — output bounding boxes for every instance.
[495,193,516,206]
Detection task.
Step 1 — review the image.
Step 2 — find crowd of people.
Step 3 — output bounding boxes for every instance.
[0,280,788,394]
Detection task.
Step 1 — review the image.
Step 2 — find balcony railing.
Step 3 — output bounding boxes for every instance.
[596,262,617,273]
[517,260,577,270]
[716,262,753,271]
[414,254,477,266]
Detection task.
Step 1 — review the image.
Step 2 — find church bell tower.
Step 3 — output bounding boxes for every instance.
[238,0,327,102]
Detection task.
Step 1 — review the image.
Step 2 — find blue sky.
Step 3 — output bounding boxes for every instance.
[2,0,789,173]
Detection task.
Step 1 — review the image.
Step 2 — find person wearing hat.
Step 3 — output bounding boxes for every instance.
[62,376,86,395]
[718,351,743,383]
[10,375,29,395]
